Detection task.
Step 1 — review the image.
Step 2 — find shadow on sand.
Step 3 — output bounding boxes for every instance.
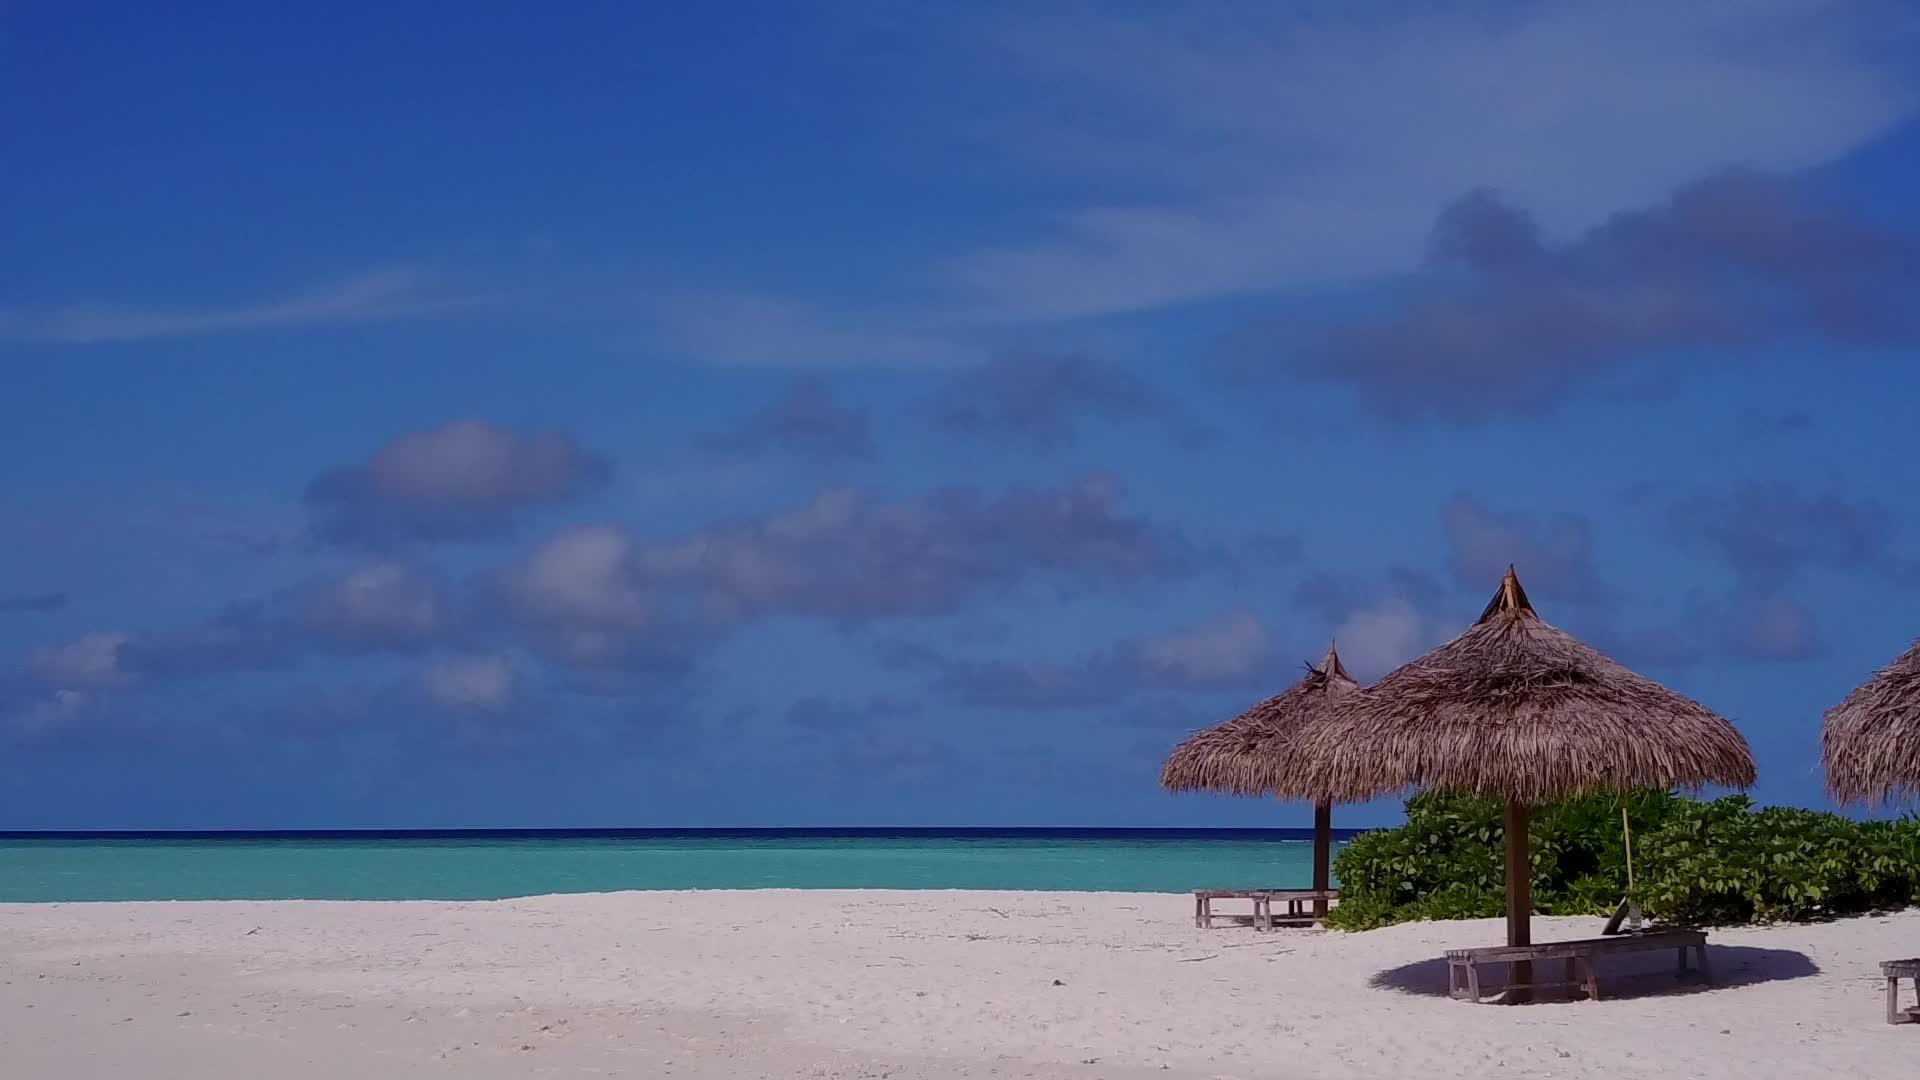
[1367,944,1820,1004]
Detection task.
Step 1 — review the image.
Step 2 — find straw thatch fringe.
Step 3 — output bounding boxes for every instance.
[1822,639,1920,806]
[1159,644,1360,800]
[1287,567,1756,805]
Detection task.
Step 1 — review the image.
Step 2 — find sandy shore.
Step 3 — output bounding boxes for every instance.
[2,891,1916,1079]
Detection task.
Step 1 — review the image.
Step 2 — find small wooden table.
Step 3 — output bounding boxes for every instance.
[1445,929,1710,1003]
[1192,889,1337,930]
[1881,959,1920,1024]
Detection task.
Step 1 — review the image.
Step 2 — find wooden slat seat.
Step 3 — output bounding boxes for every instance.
[1444,928,1710,1003]
[1880,959,1920,1024]
[1192,888,1339,930]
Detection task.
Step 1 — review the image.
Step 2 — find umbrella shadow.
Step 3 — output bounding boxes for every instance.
[1368,943,1820,1004]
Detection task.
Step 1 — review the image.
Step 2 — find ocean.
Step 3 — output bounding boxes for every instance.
[0,829,1356,902]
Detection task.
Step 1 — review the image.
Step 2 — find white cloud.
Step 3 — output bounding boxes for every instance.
[12,630,126,731]
[7,689,93,734]
[503,525,651,625]
[1,267,481,345]
[361,419,603,507]
[1722,593,1821,661]
[422,654,517,711]
[1138,612,1271,684]
[492,475,1201,673]
[25,632,131,689]
[305,418,611,546]
[1437,494,1612,605]
[295,563,442,647]
[1332,600,1440,681]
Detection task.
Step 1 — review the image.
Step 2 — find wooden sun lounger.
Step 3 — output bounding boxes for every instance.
[1445,928,1710,1003]
[1881,960,1920,1024]
[1192,888,1339,930]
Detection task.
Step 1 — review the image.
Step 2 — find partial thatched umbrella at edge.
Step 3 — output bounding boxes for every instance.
[1823,639,1920,806]
[1293,567,1756,1000]
[1160,644,1359,916]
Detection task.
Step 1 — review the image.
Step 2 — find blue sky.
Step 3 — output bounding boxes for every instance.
[4,2,1920,828]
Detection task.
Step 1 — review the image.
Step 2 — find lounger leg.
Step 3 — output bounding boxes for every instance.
[1565,956,1577,995]
[1466,964,1482,1004]
[1890,977,1901,1025]
[1676,946,1688,979]
[1583,957,1601,1002]
[1254,895,1270,932]
[1695,944,1712,987]
[1448,961,1461,1000]
[1196,895,1209,930]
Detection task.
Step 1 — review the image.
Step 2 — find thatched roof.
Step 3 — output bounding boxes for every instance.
[1290,567,1757,804]
[1159,644,1359,799]
[1822,639,1920,806]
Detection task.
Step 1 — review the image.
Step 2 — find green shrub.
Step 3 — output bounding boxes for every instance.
[1856,818,1920,906]
[1327,790,1920,930]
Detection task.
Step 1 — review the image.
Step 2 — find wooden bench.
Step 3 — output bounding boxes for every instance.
[1445,929,1710,1003]
[1193,889,1338,931]
[1881,959,1920,1024]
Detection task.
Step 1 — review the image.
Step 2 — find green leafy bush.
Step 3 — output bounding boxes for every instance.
[1327,790,1920,930]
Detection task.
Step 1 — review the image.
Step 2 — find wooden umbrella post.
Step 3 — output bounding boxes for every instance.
[1504,798,1532,1003]
[1311,799,1332,918]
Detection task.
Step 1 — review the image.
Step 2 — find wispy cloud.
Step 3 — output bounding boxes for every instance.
[652,291,975,369]
[0,591,68,614]
[891,1,1919,321]
[622,2,1918,351]
[1,267,484,345]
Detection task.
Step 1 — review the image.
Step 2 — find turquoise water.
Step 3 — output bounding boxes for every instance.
[0,833,1346,902]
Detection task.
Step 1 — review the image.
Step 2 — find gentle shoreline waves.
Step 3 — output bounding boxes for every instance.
[3,891,1915,1079]
[0,831,1359,902]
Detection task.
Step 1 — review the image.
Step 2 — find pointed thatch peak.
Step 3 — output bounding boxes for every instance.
[1475,564,1536,624]
[1822,639,1920,806]
[1290,569,1756,804]
[1317,640,1350,681]
[1160,647,1362,800]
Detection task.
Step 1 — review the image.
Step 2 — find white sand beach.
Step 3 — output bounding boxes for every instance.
[3,891,1916,1079]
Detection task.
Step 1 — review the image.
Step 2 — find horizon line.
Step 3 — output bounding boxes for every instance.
[0,825,1377,840]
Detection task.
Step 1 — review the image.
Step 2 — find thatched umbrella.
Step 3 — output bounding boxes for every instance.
[1295,567,1755,999]
[1823,640,1920,806]
[1160,644,1359,915]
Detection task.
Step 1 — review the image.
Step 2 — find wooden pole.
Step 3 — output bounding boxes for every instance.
[1311,799,1332,918]
[1504,798,1532,1003]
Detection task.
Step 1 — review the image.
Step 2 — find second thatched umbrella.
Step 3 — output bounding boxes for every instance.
[1822,639,1920,806]
[1160,644,1359,916]
[1294,567,1756,998]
